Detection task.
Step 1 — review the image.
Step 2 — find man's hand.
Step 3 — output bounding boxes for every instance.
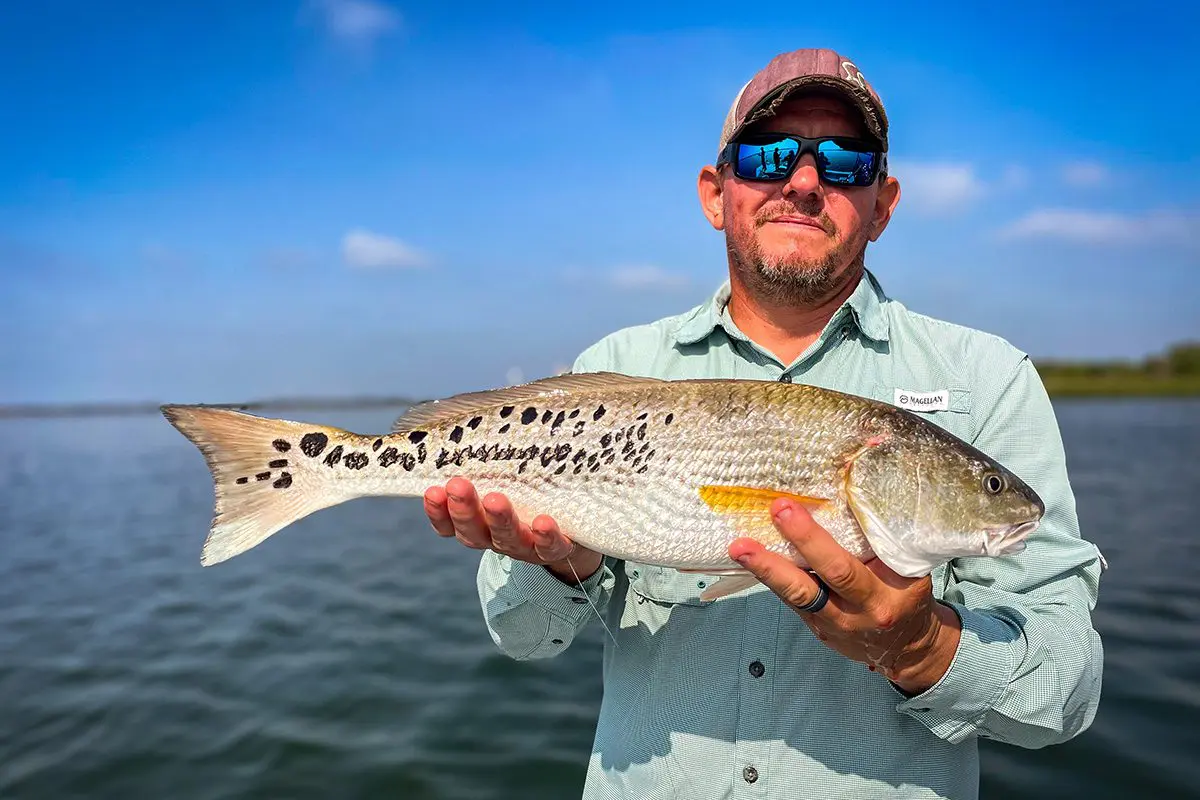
[424,476,604,585]
[729,498,962,695]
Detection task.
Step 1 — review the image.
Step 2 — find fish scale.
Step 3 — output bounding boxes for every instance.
[162,371,1044,586]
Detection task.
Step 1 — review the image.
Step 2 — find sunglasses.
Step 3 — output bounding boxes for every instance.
[717,133,885,187]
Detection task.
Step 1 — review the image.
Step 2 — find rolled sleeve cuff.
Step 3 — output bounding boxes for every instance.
[893,601,1022,744]
[505,557,615,619]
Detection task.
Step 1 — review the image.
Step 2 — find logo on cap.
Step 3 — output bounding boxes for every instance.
[840,61,869,94]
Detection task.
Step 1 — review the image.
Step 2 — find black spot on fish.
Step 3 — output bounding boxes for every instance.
[540,449,556,467]
[272,439,291,453]
[637,423,647,441]
[450,426,463,444]
[623,440,636,457]
[468,416,482,430]
[256,471,271,481]
[269,459,288,469]
[408,431,427,444]
[604,452,615,465]
[555,463,567,475]
[589,460,601,473]
[569,409,580,419]
[573,420,585,437]
[372,438,383,451]
[236,476,249,485]
[417,443,427,463]
[500,405,514,418]
[300,432,328,458]
[435,449,450,469]
[600,433,613,448]
[574,463,584,475]
[639,443,649,454]
[587,453,598,468]
[555,443,572,461]
[541,409,553,424]
[636,412,648,421]
[637,465,649,474]
[344,452,369,470]
[323,445,344,467]
[518,461,529,474]
[551,410,566,432]
[572,450,587,464]
[401,453,416,471]
[273,472,292,489]
[498,423,510,434]
[665,413,674,425]
[378,447,400,467]
[521,407,537,424]
[593,405,606,421]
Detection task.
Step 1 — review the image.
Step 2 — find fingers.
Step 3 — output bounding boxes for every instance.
[729,537,830,614]
[423,485,456,538]
[529,514,574,563]
[769,498,880,607]
[443,477,491,549]
[481,491,532,556]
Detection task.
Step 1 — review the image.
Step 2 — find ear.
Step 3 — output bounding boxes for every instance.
[698,165,725,231]
[868,174,901,242]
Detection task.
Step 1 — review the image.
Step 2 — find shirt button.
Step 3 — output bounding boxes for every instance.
[778,373,792,383]
[748,660,765,678]
[840,324,852,339]
[743,766,759,783]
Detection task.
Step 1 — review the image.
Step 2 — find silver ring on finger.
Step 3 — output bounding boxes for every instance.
[796,572,830,614]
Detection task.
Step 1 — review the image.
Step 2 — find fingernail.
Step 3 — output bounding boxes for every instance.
[774,501,793,521]
[447,493,463,503]
[734,554,751,566]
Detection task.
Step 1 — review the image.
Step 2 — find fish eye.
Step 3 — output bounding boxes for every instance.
[983,473,1005,495]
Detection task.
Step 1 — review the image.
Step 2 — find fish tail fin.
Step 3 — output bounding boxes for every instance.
[161,404,353,566]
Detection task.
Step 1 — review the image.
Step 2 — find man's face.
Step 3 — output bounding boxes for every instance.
[700,91,900,304]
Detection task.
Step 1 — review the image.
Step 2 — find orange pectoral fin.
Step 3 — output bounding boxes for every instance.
[698,485,832,520]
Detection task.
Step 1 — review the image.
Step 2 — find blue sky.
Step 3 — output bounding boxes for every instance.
[3,0,1197,404]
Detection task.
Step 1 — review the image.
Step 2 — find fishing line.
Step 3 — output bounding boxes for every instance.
[565,555,619,649]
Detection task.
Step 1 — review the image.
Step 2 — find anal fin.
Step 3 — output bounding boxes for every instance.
[698,572,761,602]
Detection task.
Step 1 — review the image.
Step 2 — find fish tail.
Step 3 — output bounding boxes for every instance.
[161,404,354,566]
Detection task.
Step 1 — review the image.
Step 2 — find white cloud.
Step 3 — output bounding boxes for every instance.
[608,265,691,290]
[342,229,429,268]
[309,0,400,48]
[891,162,984,216]
[997,208,1200,247]
[562,264,690,291]
[1060,161,1109,187]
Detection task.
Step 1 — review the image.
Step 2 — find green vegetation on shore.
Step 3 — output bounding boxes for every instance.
[1036,342,1200,397]
[2,343,1197,419]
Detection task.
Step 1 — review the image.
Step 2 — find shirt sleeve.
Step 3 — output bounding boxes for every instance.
[475,345,621,660]
[894,355,1106,747]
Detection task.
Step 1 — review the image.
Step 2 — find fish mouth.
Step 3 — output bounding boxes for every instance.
[982,520,1039,556]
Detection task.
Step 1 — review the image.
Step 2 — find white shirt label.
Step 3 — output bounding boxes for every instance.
[894,388,950,412]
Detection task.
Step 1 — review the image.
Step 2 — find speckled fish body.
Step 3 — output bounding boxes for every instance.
[162,372,1044,582]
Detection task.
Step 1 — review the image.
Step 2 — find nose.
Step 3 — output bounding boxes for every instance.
[784,153,823,198]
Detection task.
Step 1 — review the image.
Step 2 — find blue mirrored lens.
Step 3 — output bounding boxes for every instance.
[735,139,799,180]
[817,140,877,185]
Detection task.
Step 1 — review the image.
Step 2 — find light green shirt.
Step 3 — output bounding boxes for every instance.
[476,270,1105,800]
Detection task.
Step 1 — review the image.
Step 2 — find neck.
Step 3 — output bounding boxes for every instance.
[726,262,864,365]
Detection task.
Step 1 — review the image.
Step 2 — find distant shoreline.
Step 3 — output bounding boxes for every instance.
[3,380,1197,420]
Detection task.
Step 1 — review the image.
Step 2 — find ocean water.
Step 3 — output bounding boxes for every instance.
[1,399,1197,799]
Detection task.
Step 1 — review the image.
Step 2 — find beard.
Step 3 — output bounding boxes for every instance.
[726,199,867,305]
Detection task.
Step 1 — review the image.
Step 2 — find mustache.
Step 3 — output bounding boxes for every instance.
[753,202,835,234]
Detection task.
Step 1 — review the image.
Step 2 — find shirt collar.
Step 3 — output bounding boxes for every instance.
[672,268,892,346]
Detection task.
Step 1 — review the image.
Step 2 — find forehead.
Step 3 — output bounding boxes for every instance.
[743,90,869,139]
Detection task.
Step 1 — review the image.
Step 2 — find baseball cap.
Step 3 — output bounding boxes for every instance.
[718,48,889,156]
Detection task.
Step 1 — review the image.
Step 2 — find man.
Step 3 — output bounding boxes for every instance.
[424,48,1105,799]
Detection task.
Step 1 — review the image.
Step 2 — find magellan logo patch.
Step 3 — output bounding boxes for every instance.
[894,388,949,412]
[841,61,869,93]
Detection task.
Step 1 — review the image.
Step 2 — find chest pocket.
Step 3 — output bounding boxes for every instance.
[625,563,713,607]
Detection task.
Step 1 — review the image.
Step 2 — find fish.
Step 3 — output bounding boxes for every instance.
[162,371,1043,601]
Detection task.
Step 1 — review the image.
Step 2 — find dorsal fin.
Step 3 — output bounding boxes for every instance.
[390,372,664,432]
